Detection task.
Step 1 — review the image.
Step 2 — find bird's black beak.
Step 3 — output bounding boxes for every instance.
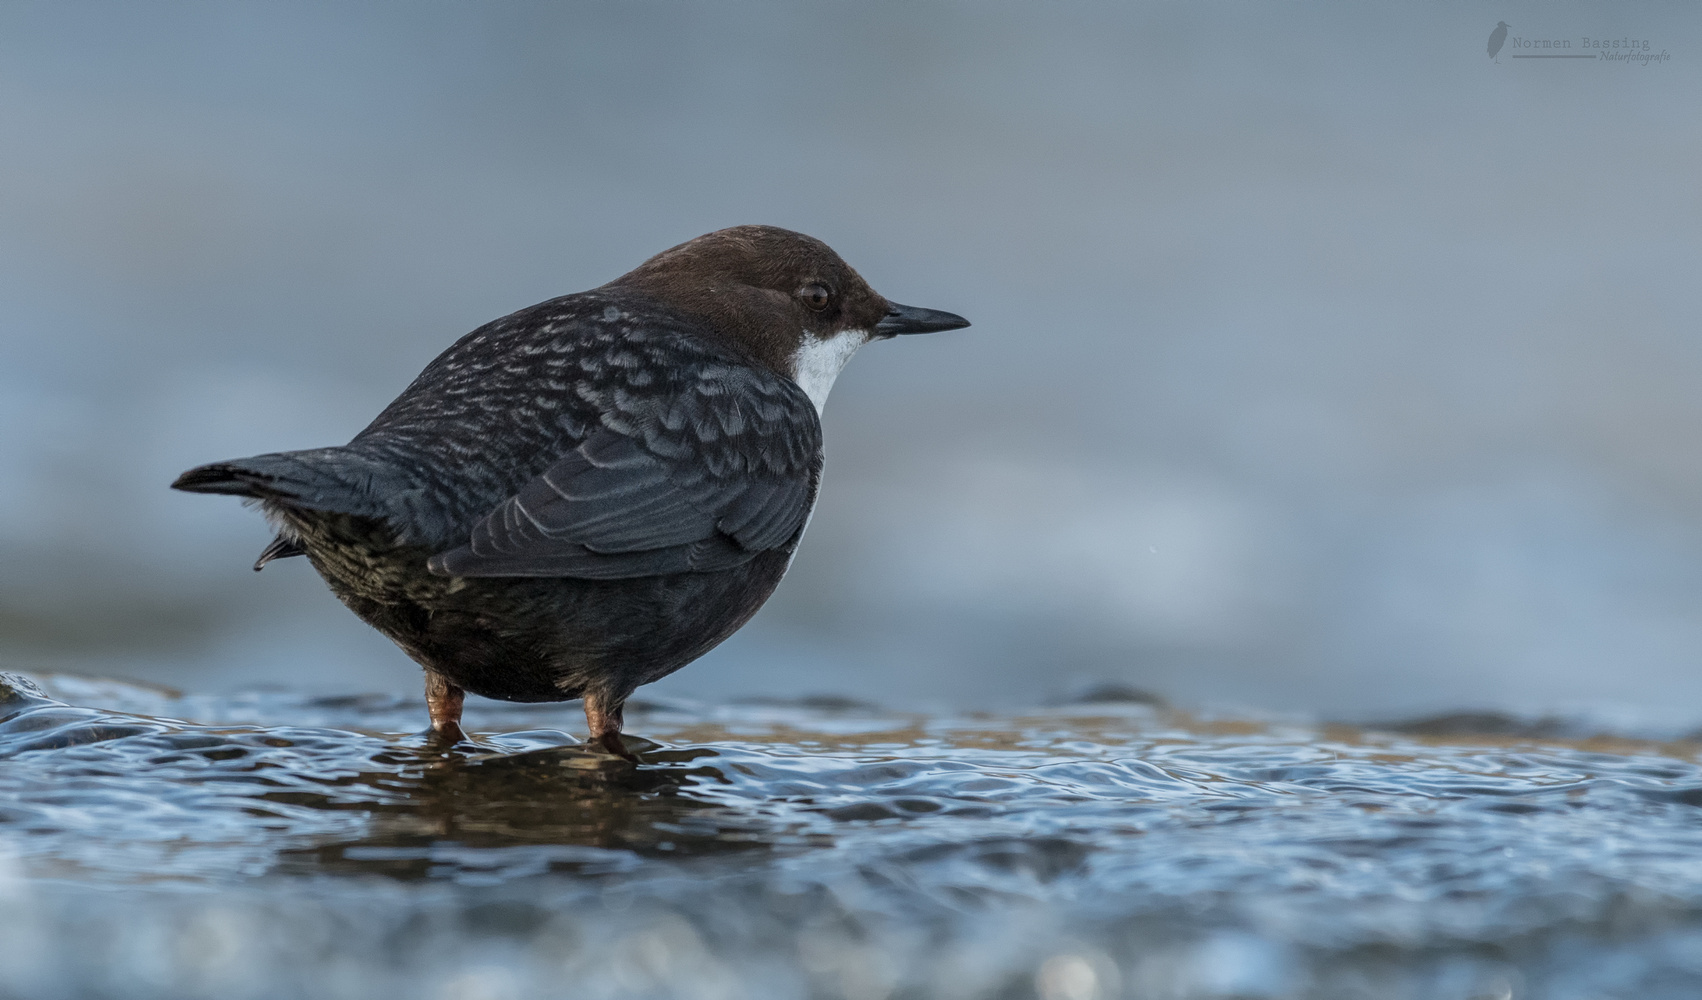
[875,301,971,337]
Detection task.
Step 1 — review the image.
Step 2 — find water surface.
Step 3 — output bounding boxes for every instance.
[4,671,1702,999]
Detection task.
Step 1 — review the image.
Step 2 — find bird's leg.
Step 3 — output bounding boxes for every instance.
[583,690,638,761]
[424,672,466,742]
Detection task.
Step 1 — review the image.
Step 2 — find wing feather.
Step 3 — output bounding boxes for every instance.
[428,361,821,580]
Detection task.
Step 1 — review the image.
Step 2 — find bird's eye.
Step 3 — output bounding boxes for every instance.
[799,283,831,311]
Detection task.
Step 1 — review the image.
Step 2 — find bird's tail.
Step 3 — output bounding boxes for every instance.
[174,446,455,548]
[171,448,385,511]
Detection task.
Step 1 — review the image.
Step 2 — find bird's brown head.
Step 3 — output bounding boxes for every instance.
[608,225,968,412]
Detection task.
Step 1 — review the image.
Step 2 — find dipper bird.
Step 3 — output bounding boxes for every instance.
[172,226,968,757]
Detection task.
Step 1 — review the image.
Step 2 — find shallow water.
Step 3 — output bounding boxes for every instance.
[5,672,1702,999]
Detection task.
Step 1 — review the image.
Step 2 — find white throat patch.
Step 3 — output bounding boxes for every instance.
[789,329,868,415]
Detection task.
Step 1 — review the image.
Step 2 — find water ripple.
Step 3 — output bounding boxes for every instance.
[5,671,1702,998]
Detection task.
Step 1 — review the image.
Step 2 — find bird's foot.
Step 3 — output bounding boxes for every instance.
[424,672,467,745]
[421,720,468,746]
[584,690,640,762]
[596,729,640,762]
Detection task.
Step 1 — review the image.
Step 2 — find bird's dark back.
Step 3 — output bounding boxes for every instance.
[344,287,797,550]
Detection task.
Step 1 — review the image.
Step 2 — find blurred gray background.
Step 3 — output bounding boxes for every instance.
[2,2,1699,729]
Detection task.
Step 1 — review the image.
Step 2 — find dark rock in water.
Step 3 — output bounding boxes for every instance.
[1058,681,1167,707]
[1371,711,1587,740]
[737,693,885,712]
[0,671,51,721]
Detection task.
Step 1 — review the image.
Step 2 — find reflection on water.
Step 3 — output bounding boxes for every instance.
[5,670,1702,998]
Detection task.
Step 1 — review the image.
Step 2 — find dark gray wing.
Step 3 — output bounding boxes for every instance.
[426,365,821,579]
